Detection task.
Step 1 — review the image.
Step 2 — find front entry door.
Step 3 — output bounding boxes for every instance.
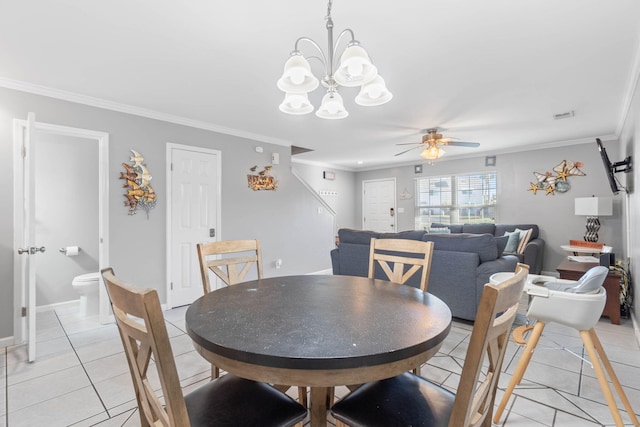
[167,144,221,308]
[362,178,397,232]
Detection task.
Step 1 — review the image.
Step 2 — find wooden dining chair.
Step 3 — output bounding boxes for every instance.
[101,268,307,427]
[331,263,529,427]
[368,238,435,292]
[197,239,263,293]
[197,239,308,407]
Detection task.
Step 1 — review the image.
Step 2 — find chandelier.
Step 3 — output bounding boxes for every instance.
[277,0,392,119]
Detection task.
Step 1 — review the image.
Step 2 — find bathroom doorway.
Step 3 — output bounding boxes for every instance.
[12,113,109,361]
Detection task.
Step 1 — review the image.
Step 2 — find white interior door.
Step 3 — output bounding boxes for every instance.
[20,112,38,362]
[362,178,397,232]
[167,144,221,308]
[13,115,110,361]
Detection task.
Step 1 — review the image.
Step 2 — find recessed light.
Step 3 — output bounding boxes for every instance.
[357,160,364,165]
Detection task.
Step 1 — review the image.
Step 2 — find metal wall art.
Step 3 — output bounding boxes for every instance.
[247,165,277,191]
[528,160,585,195]
[120,150,157,216]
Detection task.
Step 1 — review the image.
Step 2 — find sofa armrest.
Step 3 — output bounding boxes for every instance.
[523,238,545,274]
[330,248,340,275]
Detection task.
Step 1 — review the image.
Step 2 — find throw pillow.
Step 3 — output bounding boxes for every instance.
[495,235,509,257]
[503,231,521,253]
[514,228,533,254]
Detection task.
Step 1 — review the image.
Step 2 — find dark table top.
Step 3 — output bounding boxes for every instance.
[186,275,452,371]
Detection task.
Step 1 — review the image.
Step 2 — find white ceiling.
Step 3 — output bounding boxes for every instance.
[1,0,639,170]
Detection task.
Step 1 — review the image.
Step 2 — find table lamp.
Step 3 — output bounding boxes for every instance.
[574,196,613,242]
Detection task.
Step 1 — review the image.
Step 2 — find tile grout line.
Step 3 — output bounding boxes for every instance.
[54,310,112,420]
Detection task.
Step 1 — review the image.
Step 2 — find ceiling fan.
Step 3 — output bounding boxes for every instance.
[395,128,480,159]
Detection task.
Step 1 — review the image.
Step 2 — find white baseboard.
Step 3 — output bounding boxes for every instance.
[0,335,15,348]
[36,299,80,313]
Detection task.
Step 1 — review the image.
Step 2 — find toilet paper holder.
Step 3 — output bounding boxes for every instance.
[59,247,81,254]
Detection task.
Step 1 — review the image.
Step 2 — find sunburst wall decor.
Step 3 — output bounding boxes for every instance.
[528,160,585,196]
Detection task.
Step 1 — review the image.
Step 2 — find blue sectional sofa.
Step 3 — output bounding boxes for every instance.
[429,223,545,275]
[330,228,523,321]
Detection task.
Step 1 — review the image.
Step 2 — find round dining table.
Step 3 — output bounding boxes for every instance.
[186,274,452,426]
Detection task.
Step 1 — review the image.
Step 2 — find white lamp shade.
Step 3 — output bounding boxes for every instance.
[420,145,445,160]
[315,91,349,119]
[277,54,319,93]
[334,45,378,87]
[355,75,393,106]
[574,196,613,216]
[279,93,314,115]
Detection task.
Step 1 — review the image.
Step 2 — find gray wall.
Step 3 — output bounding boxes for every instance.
[0,87,338,339]
[355,143,624,275]
[618,71,638,337]
[34,134,99,305]
[291,162,359,233]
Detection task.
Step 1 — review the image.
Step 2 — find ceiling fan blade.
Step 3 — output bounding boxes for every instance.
[446,141,480,148]
[396,142,422,146]
[394,145,424,156]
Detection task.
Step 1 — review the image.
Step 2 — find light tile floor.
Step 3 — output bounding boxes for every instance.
[2,303,639,426]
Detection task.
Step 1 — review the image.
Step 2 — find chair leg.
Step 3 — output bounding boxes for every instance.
[581,329,639,427]
[589,329,639,426]
[493,321,546,424]
[211,364,219,379]
[298,386,308,408]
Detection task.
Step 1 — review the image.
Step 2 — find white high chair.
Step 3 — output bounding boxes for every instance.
[492,267,639,426]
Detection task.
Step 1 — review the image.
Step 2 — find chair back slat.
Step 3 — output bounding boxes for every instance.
[197,240,263,292]
[448,263,529,427]
[368,238,434,291]
[101,268,190,427]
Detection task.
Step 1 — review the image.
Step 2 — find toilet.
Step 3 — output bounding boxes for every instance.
[72,272,100,316]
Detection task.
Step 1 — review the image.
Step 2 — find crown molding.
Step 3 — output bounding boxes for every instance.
[0,77,293,148]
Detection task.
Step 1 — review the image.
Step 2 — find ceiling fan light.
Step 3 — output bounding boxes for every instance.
[355,75,392,106]
[277,53,319,93]
[334,44,378,87]
[279,93,314,115]
[316,91,349,119]
[421,145,445,160]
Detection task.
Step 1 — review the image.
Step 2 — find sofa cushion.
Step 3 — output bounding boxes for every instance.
[429,223,463,233]
[379,230,426,241]
[422,233,498,263]
[515,227,534,254]
[427,227,451,234]
[495,224,539,240]
[503,231,521,253]
[338,229,380,245]
[495,235,509,257]
[462,223,496,235]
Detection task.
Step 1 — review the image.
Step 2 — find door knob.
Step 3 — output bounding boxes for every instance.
[17,246,46,255]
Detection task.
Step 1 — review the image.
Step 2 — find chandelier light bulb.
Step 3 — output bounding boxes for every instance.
[355,75,392,106]
[316,91,348,119]
[277,54,319,93]
[279,93,314,115]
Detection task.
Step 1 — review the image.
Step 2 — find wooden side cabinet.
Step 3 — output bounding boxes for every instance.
[556,259,621,324]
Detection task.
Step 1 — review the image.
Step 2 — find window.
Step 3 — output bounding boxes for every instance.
[415,172,497,229]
